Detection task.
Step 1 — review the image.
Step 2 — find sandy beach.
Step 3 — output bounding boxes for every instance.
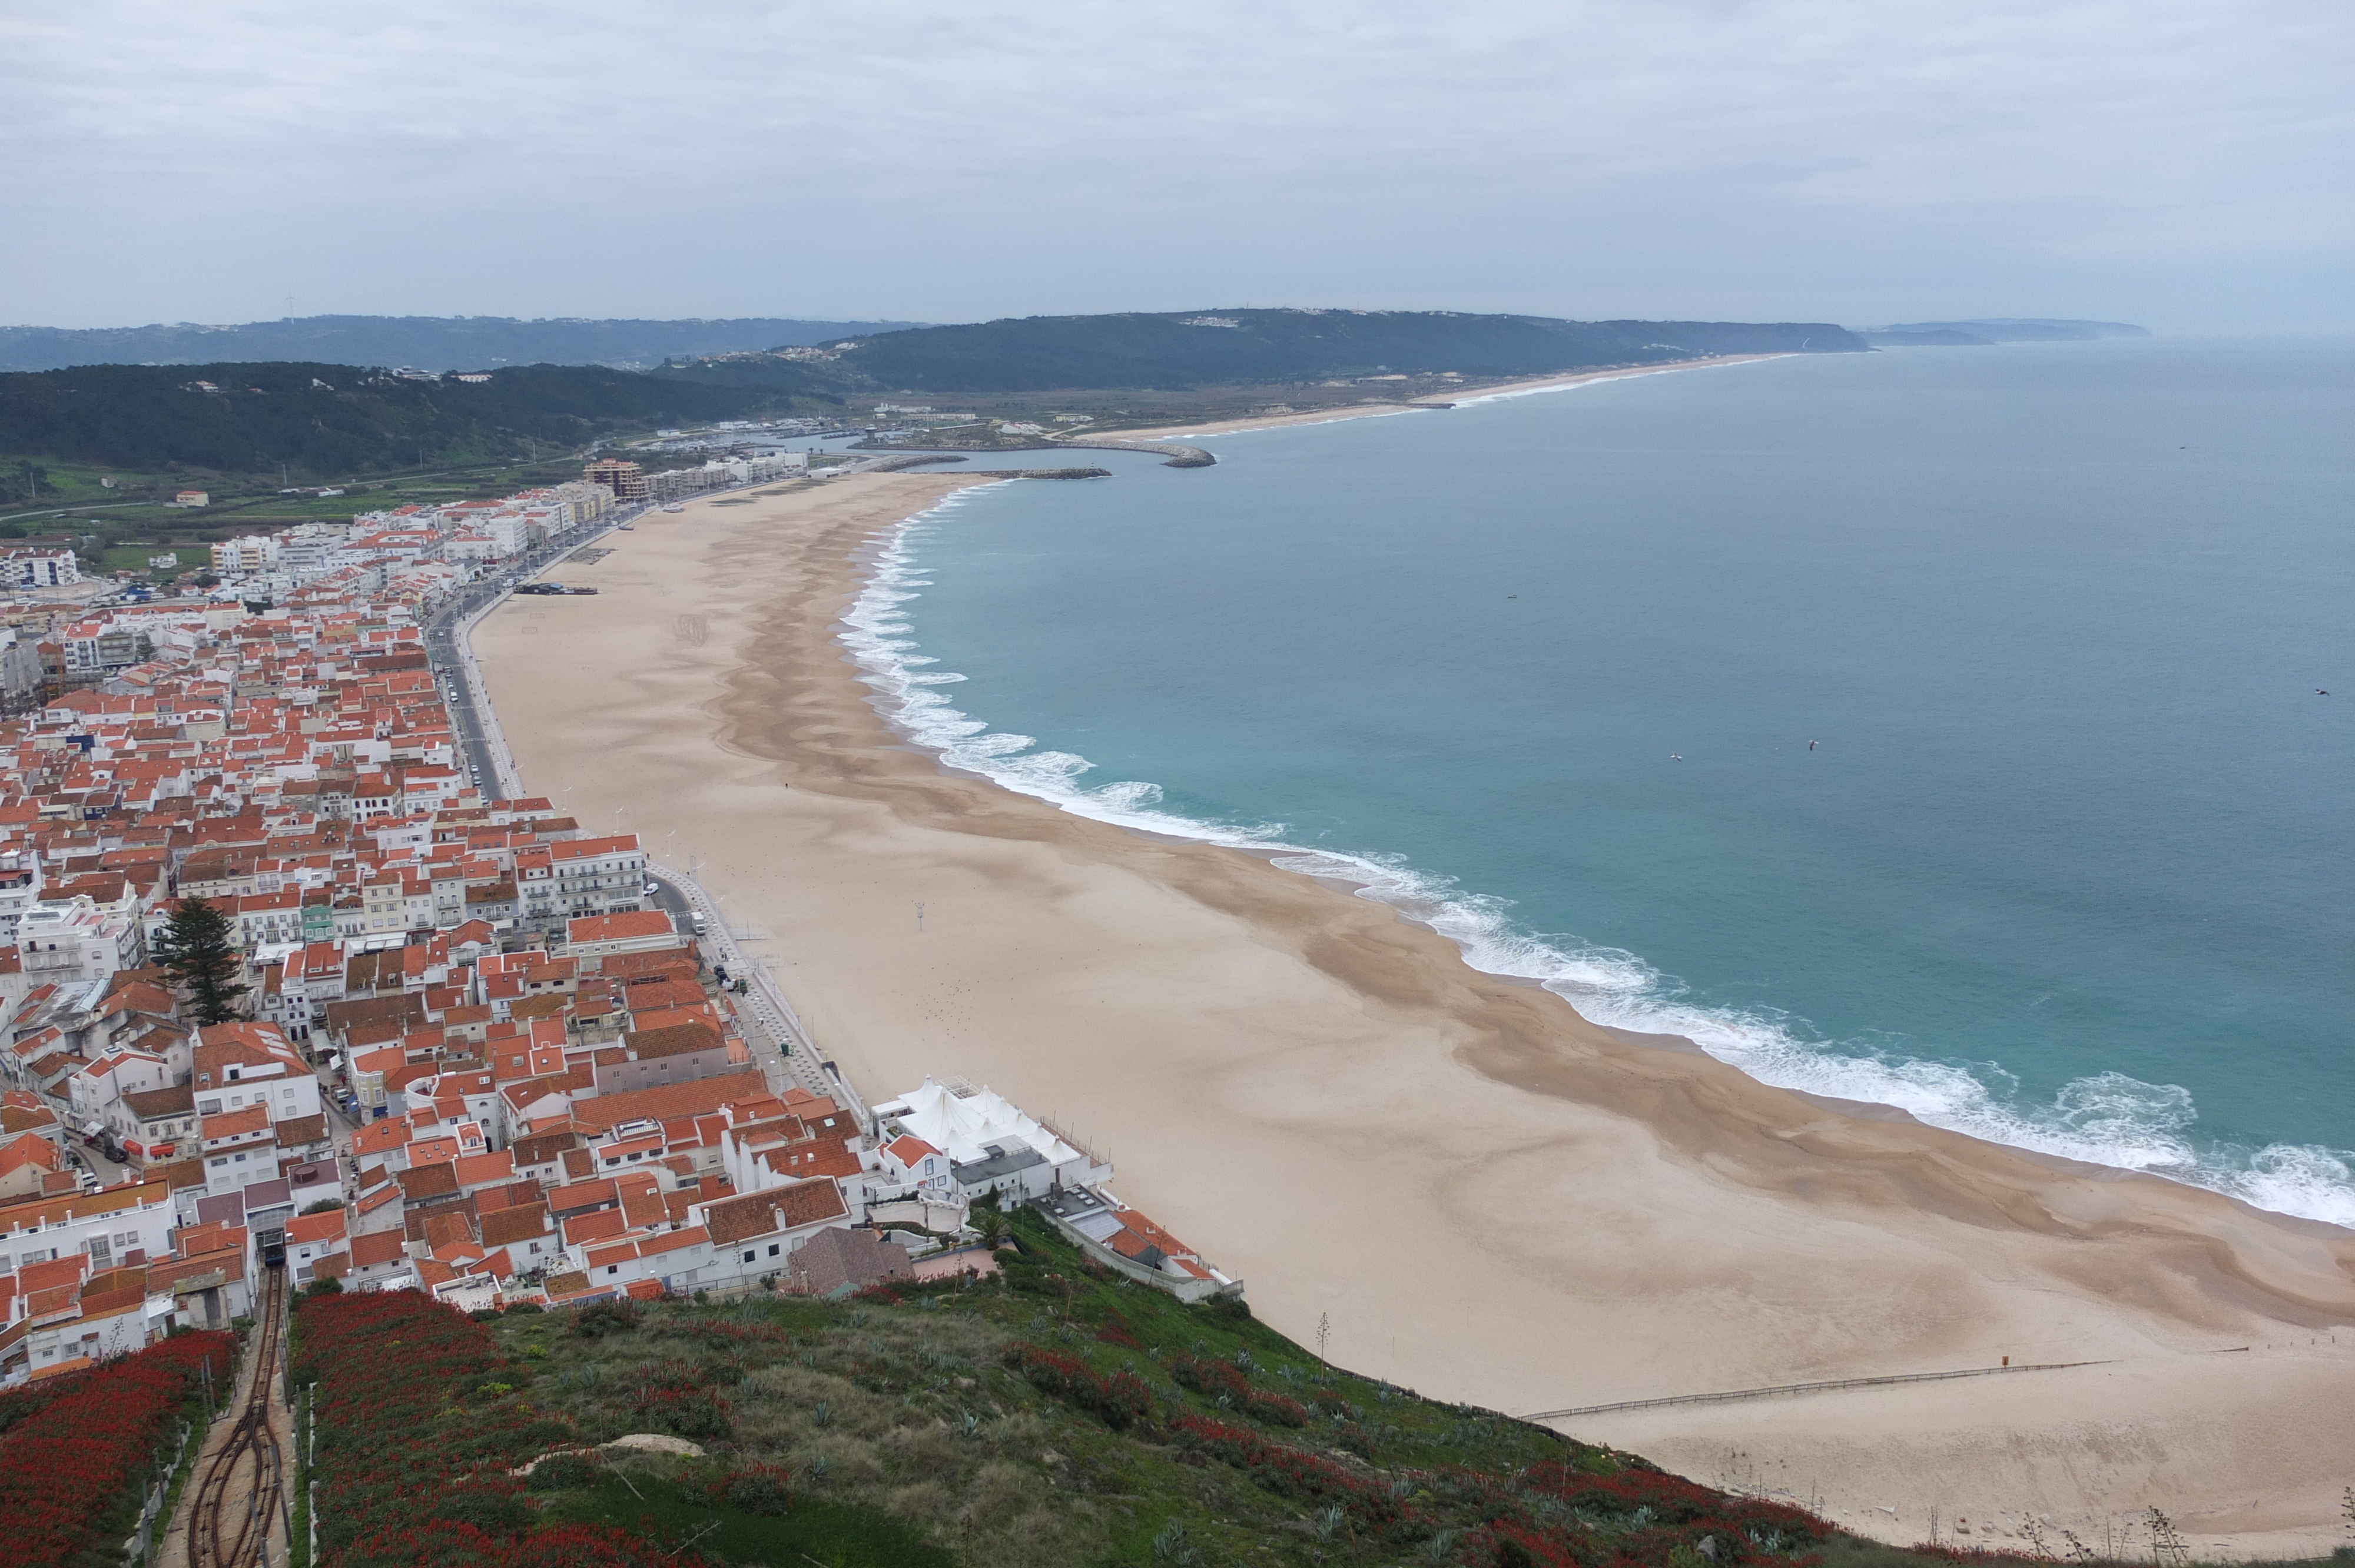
[1100,354,1798,440]
[476,465,2355,1557]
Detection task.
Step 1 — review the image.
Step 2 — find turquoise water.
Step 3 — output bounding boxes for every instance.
[841,338,2354,1225]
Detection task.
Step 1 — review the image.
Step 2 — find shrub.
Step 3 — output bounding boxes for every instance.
[631,1358,732,1439]
[569,1298,641,1340]
[708,1460,795,1516]
[429,1480,535,1533]
[525,1451,598,1491]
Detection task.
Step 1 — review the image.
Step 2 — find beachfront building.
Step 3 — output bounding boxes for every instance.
[585,459,650,500]
[1035,1184,1240,1303]
[870,1076,1239,1303]
[870,1077,1110,1205]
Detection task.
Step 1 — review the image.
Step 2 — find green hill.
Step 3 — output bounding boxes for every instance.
[292,1207,2073,1568]
[0,314,924,374]
[0,360,814,481]
[655,308,1869,395]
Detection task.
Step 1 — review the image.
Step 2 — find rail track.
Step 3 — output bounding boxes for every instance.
[186,1264,288,1568]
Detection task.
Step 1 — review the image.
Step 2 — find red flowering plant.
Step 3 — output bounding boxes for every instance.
[340,1519,692,1568]
[301,1290,582,1567]
[1433,1453,1837,1567]
[0,1330,232,1568]
[703,1459,794,1516]
[628,1356,733,1440]
[1169,1352,1311,1426]
[1170,1414,1409,1528]
[1010,1343,1155,1430]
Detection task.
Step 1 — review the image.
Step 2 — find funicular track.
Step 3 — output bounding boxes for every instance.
[187,1265,288,1568]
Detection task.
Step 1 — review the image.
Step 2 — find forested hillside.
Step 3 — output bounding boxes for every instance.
[0,361,804,477]
[656,309,1869,394]
[0,315,922,374]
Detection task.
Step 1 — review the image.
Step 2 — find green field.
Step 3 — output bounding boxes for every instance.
[0,453,622,576]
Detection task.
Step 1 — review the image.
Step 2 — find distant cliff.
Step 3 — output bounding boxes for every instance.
[656,308,1869,394]
[1860,318,2150,347]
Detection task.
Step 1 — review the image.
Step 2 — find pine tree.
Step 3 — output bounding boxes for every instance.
[153,895,248,1025]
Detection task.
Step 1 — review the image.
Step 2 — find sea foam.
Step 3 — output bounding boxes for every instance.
[839,493,2355,1231]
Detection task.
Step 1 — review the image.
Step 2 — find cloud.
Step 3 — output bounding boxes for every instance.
[3,0,2347,327]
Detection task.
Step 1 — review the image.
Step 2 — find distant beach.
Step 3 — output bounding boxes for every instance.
[1107,353,1796,439]
[476,421,2355,1556]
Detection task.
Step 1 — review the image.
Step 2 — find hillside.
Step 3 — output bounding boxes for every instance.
[0,315,923,374]
[0,360,817,480]
[295,1208,1993,1568]
[655,308,1870,394]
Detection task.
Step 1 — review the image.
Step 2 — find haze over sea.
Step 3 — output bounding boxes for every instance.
[844,338,2354,1226]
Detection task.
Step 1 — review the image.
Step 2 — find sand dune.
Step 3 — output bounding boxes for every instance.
[476,472,2355,1556]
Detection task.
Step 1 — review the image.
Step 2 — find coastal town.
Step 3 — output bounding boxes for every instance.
[0,454,1238,1410]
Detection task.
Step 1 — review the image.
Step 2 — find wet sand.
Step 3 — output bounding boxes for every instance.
[476,471,2355,1556]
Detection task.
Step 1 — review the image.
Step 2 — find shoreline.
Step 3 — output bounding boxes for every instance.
[476,468,2355,1556]
[1100,353,1796,441]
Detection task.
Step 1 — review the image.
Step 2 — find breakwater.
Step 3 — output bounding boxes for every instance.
[1050,436,1216,468]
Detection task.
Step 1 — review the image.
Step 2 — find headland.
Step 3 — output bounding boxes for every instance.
[473,425,2355,1557]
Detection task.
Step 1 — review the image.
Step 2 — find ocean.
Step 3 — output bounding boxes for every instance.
[841,337,2354,1227]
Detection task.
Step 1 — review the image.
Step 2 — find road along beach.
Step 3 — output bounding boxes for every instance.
[475,467,2355,1558]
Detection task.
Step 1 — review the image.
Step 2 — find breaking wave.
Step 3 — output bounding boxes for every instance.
[839,493,2355,1230]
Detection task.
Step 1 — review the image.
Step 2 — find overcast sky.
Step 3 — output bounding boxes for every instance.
[5,1,2348,331]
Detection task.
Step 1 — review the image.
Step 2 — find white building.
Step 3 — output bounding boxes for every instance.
[3,549,81,587]
[869,1078,1112,1205]
[210,535,282,574]
[0,853,44,947]
[16,898,142,988]
[275,523,349,582]
[1,1175,178,1283]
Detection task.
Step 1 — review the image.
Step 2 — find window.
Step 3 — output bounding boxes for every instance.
[210,1157,227,1168]
[767,1243,780,1257]
[198,1099,221,1116]
[742,1250,755,1264]
[605,1264,619,1276]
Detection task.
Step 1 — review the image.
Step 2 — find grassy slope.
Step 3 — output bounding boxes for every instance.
[472,1211,2333,1568]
